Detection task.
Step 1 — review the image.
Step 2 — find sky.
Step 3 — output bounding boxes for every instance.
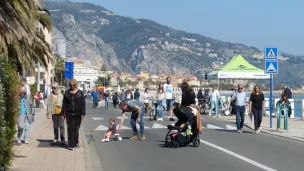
[69,0,304,55]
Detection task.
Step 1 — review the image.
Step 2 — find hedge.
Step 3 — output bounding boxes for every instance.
[0,61,20,170]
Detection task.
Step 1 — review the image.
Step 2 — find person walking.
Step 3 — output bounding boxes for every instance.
[156,83,165,121]
[47,83,65,145]
[134,88,140,100]
[143,88,150,115]
[249,85,265,134]
[112,92,119,108]
[232,84,247,133]
[163,77,175,121]
[17,87,34,144]
[62,79,86,150]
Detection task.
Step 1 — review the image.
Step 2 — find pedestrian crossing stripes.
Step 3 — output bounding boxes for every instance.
[92,117,104,120]
[94,123,237,131]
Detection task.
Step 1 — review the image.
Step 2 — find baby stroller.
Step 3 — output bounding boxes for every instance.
[165,106,200,148]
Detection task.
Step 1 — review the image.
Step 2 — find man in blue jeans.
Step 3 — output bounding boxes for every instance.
[232,84,247,133]
[118,100,146,140]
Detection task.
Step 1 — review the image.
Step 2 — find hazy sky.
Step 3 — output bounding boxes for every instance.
[69,0,304,55]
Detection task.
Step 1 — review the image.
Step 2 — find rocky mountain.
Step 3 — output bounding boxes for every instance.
[45,1,304,85]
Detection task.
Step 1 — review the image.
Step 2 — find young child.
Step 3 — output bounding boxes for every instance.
[101,118,116,142]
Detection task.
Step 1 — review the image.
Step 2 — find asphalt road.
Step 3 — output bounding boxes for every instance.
[82,100,304,171]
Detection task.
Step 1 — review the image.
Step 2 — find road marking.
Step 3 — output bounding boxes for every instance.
[152,123,167,129]
[226,124,237,130]
[207,124,223,130]
[116,125,131,130]
[136,124,149,129]
[199,139,277,171]
[92,117,104,121]
[95,125,108,131]
[116,116,129,119]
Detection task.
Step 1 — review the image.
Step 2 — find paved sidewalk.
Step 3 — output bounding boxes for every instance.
[207,114,304,142]
[10,108,87,171]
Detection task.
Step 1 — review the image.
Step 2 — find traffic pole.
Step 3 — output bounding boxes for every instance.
[269,74,273,128]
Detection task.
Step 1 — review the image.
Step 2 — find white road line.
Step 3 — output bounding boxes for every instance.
[207,124,223,130]
[226,124,237,130]
[199,139,277,171]
[152,123,167,129]
[92,117,104,121]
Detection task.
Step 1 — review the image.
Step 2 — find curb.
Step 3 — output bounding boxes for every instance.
[205,115,304,143]
[243,124,304,143]
[80,127,92,171]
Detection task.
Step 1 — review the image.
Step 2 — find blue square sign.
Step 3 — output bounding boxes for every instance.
[265,47,278,60]
[265,61,278,74]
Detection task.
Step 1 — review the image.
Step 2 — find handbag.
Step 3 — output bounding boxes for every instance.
[54,95,62,114]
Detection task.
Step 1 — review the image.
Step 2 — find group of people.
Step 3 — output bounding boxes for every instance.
[17,78,86,150]
[100,77,204,142]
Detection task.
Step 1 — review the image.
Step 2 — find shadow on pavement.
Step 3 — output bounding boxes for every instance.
[215,129,254,134]
[36,139,67,148]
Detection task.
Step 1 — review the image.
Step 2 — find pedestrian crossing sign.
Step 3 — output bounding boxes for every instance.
[265,47,278,60]
[265,61,278,74]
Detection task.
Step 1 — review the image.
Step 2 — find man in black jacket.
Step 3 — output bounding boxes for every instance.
[62,79,86,150]
[283,86,292,117]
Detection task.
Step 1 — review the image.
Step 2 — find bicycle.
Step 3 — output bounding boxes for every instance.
[149,99,158,121]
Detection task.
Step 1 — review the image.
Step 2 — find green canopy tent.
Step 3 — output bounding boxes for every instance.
[207,55,270,88]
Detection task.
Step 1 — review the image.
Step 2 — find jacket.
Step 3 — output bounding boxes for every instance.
[61,90,86,116]
[190,104,203,134]
[47,93,64,115]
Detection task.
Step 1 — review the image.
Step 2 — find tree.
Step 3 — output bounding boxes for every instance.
[0,1,53,169]
[54,54,65,85]
[0,0,53,75]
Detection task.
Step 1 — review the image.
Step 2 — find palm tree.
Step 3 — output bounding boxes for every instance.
[0,0,53,75]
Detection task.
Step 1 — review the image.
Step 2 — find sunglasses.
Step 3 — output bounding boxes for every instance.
[69,84,76,87]
[238,87,243,89]
[52,87,57,90]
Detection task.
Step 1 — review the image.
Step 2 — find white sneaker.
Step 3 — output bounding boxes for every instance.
[157,118,163,121]
[24,140,29,144]
[101,138,106,142]
[17,139,21,144]
[105,138,110,142]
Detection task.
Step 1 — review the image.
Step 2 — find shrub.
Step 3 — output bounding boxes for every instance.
[0,61,20,170]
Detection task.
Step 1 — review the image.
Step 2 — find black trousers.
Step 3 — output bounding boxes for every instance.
[52,115,65,141]
[252,108,262,130]
[66,114,82,147]
[113,100,118,108]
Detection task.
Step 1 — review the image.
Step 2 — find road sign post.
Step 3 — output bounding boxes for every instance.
[64,61,74,90]
[264,47,279,129]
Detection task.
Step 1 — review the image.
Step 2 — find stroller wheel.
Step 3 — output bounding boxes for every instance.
[165,141,170,148]
[193,138,200,147]
[173,142,179,148]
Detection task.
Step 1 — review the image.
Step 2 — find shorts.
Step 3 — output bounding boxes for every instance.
[166,99,174,110]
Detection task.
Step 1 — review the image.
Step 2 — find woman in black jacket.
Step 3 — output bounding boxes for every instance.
[62,79,86,150]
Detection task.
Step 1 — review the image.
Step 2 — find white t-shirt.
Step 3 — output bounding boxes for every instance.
[163,83,173,99]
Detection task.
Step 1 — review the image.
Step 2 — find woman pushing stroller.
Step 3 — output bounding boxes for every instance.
[165,82,203,148]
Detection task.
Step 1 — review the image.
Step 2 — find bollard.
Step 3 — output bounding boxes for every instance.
[209,96,213,116]
[276,103,281,130]
[283,103,289,131]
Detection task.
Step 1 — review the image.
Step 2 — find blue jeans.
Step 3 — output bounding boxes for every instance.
[17,115,31,141]
[105,98,109,108]
[157,101,163,118]
[236,106,245,130]
[130,106,145,136]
